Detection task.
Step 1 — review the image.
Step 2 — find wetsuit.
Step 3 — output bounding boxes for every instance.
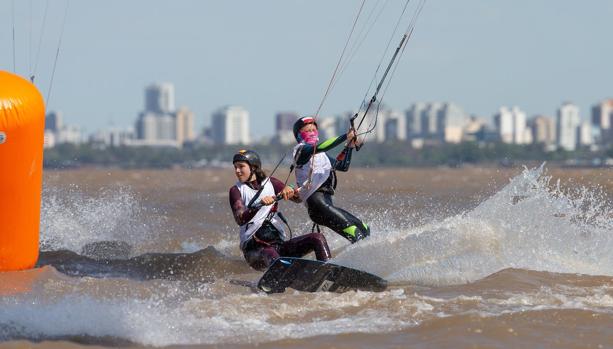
[229,176,331,271]
[293,135,370,243]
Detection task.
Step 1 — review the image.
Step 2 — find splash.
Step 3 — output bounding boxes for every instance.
[335,165,613,286]
[1,273,611,346]
[0,284,416,346]
[40,185,165,255]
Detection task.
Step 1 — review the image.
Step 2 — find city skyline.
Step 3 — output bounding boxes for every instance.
[43,82,613,153]
[2,1,612,138]
[44,82,613,144]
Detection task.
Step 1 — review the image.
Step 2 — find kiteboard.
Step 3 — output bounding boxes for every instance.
[257,257,387,294]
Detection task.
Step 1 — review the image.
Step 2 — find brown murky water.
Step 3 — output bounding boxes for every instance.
[1,166,612,348]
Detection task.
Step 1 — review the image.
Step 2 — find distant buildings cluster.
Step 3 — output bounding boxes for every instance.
[132,83,196,147]
[271,100,612,153]
[43,111,83,148]
[44,82,613,153]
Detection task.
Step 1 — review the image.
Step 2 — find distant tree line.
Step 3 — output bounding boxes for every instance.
[43,142,613,169]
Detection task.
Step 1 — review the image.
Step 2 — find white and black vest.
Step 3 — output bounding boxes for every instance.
[236,178,286,250]
[293,143,332,203]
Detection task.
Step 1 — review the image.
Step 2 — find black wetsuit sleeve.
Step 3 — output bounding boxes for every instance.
[295,134,348,166]
[332,147,353,172]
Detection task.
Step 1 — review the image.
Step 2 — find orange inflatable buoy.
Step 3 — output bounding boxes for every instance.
[0,70,45,271]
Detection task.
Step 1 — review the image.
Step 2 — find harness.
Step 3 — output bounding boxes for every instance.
[251,199,293,248]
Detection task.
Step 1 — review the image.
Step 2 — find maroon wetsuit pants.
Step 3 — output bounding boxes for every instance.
[243,232,331,271]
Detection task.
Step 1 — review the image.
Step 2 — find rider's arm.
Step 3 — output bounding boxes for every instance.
[229,186,257,225]
[295,134,348,166]
[331,147,353,172]
[269,177,286,195]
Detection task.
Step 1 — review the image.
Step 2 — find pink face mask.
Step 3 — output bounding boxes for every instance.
[299,129,319,145]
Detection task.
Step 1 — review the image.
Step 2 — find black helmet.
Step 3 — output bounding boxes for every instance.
[293,116,318,141]
[232,149,261,168]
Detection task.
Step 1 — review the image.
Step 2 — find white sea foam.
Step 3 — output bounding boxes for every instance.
[0,290,417,346]
[1,281,611,346]
[334,165,613,285]
[40,185,165,254]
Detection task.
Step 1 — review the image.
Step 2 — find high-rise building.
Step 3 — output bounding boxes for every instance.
[211,105,250,145]
[513,107,527,144]
[441,103,466,143]
[494,106,527,144]
[175,107,195,145]
[135,112,159,141]
[557,102,580,151]
[591,99,613,145]
[494,107,514,143]
[578,121,593,147]
[274,112,299,144]
[530,115,556,147]
[591,99,613,130]
[384,109,406,142]
[406,102,428,139]
[145,83,175,113]
[45,111,63,132]
[423,102,443,137]
[156,114,176,141]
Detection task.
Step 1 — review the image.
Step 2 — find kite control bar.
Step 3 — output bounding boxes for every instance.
[248,185,305,210]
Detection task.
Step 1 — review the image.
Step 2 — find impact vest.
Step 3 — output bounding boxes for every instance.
[293,143,332,203]
[236,178,286,250]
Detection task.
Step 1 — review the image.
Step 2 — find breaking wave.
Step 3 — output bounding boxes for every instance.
[334,164,613,285]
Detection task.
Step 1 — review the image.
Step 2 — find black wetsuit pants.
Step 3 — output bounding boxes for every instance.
[306,191,370,243]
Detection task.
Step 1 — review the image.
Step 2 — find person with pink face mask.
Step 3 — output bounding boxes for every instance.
[290,116,370,244]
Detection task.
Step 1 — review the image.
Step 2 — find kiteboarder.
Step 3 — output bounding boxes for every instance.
[229,149,331,271]
[291,116,370,243]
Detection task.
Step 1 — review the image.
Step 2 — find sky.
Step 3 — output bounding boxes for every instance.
[2,0,612,140]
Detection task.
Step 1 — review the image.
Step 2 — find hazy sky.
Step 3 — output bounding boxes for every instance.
[2,0,612,139]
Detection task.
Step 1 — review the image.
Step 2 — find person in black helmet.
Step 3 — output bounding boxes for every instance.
[229,149,331,271]
[291,116,370,244]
